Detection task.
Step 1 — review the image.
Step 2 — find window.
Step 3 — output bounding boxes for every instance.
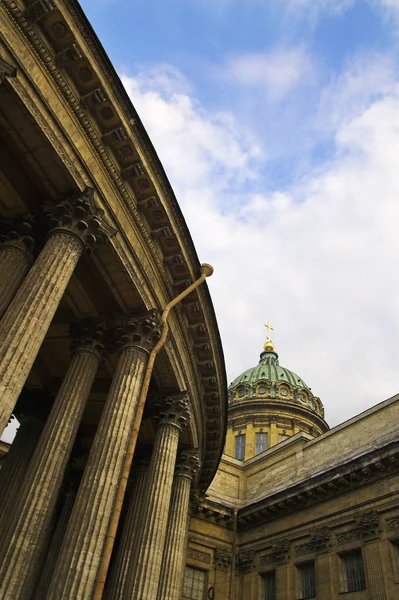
[262,571,276,600]
[342,551,366,592]
[256,432,268,455]
[298,562,316,599]
[278,434,289,444]
[183,566,205,600]
[235,434,246,460]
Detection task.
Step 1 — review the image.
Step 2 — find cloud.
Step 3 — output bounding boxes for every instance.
[122,64,399,427]
[226,47,315,99]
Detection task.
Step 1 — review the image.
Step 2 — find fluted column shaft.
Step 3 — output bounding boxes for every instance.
[127,395,191,600]
[0,233,82,436]
[0,243,32,317]
[0,189,115,436]
[106,461,150,599]
[0,415,43,527]
[34,488,77,600]
[46,312,160,600]
[0,332,103,599]
[157,452,200,600]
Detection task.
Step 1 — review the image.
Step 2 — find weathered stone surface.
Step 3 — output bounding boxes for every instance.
[0,321,104,598]
[46,312,160,600]
[0,191,114,436]
[126,394,191,599]
[157,451,200,600]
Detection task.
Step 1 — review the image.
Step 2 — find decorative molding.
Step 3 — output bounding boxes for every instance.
[214,548,233,571]
[387,516,399,532]
[187,548,211,564]
[236,550,256,573]
[259,539,289,565]
[0,56,17,84]
[336,511,380,545]
[295,527,330,556]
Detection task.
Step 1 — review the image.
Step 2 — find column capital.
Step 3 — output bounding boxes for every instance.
[44,187,116,253]
[156,393,191,432]
[175,450,200,481]
[70,319,107,359]
[0,215,35,261]
[115,309,161,354]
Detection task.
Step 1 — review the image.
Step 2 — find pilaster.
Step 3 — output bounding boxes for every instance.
[46,311,161,600]
[0,188,115,435]
[126,394,191,599]
[0,319,105,599]
[157,450,200,600]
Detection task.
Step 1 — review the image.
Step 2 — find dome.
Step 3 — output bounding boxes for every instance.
[231,350,310,390]
[228,347,325,419]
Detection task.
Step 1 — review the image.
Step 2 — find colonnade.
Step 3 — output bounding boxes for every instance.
[0,190,200,599]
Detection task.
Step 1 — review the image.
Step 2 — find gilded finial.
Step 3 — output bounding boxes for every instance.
[264,321,274,351]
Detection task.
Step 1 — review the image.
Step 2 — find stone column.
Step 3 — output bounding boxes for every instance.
[0,216,35,317]
[126,394,191,599]
[364,540,387,600]
[46,312,161,600]
[0,414,43,527]
[0,320,105,599]
[34,486,77,600]
[106,458,150,599]
[0,188,115,436]
[157,451,200,600]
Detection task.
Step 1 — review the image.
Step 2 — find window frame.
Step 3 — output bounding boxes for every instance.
[340,550,366,593]
[296,561,316,599]
[261,570,276,600]
[255,431,269,455]
[182,565,207,600]
[235,433,246,460]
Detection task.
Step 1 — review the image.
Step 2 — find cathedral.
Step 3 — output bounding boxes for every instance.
[0,1,398,599]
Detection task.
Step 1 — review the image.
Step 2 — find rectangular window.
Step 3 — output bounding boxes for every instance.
[256,432,268,455]
[182,566,205,600]
[262,571,276,600]
[298,562,316,599]
[342,551,366,592]
[235,434,246,460]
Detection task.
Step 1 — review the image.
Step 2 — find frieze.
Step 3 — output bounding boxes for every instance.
[259,539,289,565]
[295,527,331,556]
[187,549,211,564]
[236,550,256,573]
[214,548,233,571]
[387,516,399,531]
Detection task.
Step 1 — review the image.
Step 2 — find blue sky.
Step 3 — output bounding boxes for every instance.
[72,0,399,428]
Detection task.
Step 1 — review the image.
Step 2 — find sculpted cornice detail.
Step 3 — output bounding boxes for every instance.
[387,516,399,531]
[259,539,290,566]
[187,548,211,564]
[236,550,256,573]
[295,527,331,556]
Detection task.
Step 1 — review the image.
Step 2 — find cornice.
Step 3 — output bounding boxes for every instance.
[237,440,399,530]
[1,0,227,491]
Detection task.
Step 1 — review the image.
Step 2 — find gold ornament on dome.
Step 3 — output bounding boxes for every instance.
[264,321,275,351]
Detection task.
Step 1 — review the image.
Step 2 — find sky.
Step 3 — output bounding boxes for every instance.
[73,0,399,429]
[18,0,395,432]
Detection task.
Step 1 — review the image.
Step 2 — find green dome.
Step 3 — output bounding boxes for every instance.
[231,350,310,389]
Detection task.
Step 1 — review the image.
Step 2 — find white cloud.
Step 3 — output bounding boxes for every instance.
[122,64,399,427]
[227,47,314,99]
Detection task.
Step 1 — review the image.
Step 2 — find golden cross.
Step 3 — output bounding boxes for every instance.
[264,321,273,343]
